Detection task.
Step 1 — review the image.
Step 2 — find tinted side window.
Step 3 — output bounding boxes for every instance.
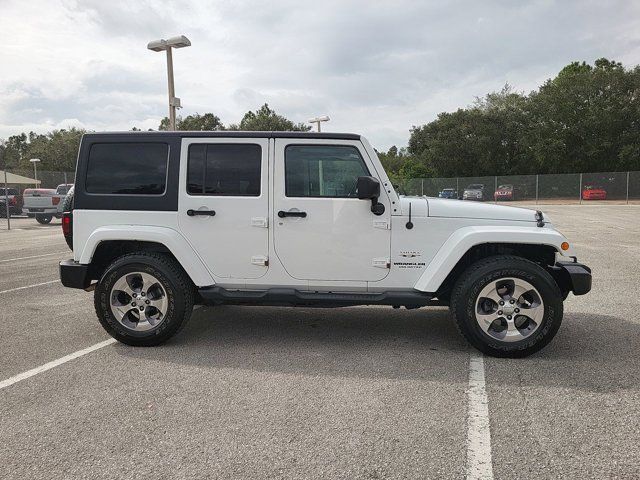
[285,145,369,198]
[187,144,261,196]
[85,143,168,195]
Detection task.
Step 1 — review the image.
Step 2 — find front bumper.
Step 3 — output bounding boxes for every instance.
[59,259,91,289]
[550,260,592,296]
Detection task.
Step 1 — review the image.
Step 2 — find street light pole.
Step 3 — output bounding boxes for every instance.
[3,169,10,230]
[308,115,330,132]
[1,146,10,230]
[30,158,40,188]
[166,47,176,131]
[148,35,191,131]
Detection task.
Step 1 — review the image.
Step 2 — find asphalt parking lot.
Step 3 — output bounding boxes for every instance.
[1,205,639,479]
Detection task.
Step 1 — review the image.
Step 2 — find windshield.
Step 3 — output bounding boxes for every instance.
[467,184,483,189]
[0,188,18,195]
[56,184,73,195]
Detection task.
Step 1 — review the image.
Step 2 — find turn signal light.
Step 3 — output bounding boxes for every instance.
[561,242,570,251]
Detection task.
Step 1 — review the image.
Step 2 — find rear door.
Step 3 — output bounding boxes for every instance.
[178,137,269,280]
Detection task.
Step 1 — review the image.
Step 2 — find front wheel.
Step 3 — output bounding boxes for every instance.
[450,255,563,358]
[36,214,52,224]
[94,252,194,346]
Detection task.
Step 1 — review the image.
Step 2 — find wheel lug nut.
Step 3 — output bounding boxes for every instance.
[499,301,504,306]
[515,308,520,313]
[141,292,145,297]
[507,315,512,320]
[131,302,136,307]
[510,299,515,304]
[498,310,503,315]
[139,306,144,311]
[145,300,150,305]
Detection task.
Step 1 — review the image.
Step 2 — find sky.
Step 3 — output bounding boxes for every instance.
[1,0,640,150]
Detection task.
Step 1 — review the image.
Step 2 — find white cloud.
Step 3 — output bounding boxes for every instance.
[1,0,640,149]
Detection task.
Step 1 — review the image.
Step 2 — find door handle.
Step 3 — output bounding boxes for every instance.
[278,210,307,218]
[187,209,216,217]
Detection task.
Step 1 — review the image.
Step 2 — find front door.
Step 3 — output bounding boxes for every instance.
[178,137,269,280]
[273,139,391,282]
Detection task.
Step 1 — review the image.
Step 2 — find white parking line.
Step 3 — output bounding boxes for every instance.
[466,353,494,480]
[0,251,67,263]
[0,279,60,294]
[0,339,116,390]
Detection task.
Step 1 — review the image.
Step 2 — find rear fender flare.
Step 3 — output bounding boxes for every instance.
[79,225,215,286]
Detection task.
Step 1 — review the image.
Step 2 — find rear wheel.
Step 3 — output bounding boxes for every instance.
[450,255,563,358]
[36,214,52,224]
[94,252,194,346]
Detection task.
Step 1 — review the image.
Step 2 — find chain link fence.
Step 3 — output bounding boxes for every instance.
[398,171,640,204]
[2,169,639,230]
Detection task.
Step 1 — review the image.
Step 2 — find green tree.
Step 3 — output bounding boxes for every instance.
[159,112,225,131]
[0,133,29,169]
[21,128,85,172]
[406,59,640,178]
[230,104,311,131]
[376,145,418,182]
[526,58,640,173]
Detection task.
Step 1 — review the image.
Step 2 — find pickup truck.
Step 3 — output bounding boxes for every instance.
[59,132,591,357]
[23,184,73,224]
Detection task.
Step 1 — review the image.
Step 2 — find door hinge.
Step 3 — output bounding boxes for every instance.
[372,257,391,269]
[373,220,390,229]
[251,255,269,266]
[251,217,269,228]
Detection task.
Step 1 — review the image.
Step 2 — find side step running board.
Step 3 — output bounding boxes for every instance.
[198,286,434,308]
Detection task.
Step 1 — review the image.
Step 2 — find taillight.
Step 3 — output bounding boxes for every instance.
[9,197,16,206]
[62,212,72,237]
[52,196,61,205]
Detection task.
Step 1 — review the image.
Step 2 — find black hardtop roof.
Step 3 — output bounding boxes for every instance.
[83,131,361,140]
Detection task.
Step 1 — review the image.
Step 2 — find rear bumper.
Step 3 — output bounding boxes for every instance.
[24,207,58,214]
[59,259,91,289]
[550,260,592,296]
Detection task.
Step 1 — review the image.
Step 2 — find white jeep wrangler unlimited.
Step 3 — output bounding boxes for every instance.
[59,131,591,357]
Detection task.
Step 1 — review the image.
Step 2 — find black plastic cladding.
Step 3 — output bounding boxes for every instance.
[74,131,361,212]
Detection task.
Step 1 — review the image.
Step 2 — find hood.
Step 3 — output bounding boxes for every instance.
[426,197,538,222]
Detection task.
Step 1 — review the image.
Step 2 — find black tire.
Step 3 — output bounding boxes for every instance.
[62,189,74,251]
[94,252,195,346]
[450,255,563,358]
[62,188,74,212]
[36,214,52,224]
[63,226,73,251]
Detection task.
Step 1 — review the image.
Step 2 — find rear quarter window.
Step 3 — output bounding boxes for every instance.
[85,143,169,195]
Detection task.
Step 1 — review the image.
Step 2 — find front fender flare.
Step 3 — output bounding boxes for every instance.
[79,225,215,287]
[413,225,571,293]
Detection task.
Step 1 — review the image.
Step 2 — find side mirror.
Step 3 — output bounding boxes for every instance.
[356,176,385,216]
[356,176,380,200]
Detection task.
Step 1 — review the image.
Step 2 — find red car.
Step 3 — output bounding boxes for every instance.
[582,184,607,200]
[494,184,514,201]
